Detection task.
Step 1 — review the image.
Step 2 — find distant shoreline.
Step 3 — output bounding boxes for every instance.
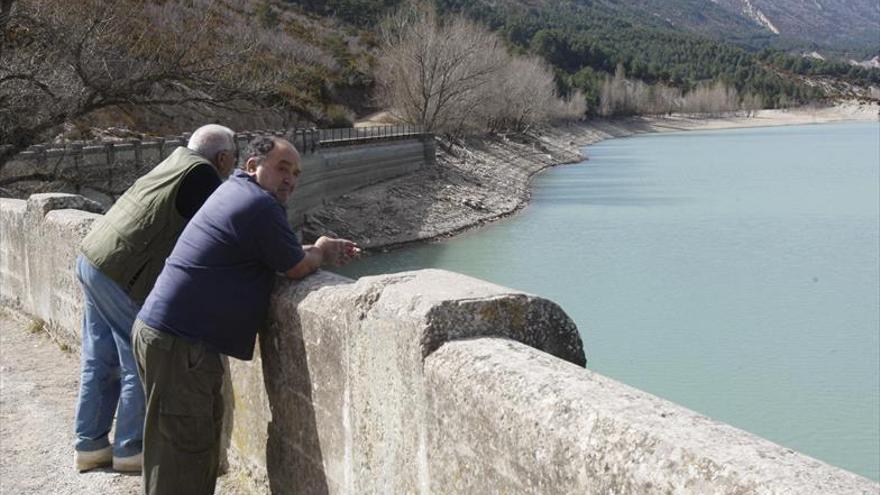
[552,101,879,151]
[306,102,879,251]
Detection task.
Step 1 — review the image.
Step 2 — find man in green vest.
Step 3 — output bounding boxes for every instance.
[73,124,238,473]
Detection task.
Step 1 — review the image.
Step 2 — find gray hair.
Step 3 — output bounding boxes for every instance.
[243,135,278,168]
[187,124,236,163]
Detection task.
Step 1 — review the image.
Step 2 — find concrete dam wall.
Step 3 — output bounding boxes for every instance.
[1,193,876,494]
[288,136,434,227]
[0,129,435,228]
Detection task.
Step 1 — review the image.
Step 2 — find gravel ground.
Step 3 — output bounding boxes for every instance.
[0,310,140,494]
[0,310,252,494]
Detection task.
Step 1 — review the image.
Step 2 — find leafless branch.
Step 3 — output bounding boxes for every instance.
[0,73,56,97]
[0,0,324,173]
[375,2,583,135]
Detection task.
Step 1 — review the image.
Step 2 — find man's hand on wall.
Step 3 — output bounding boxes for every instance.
[315,236,361,267]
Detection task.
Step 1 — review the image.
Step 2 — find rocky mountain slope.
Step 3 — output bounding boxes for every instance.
[576,0,879,55]
[711,0,879,50]
[467,0,877,60]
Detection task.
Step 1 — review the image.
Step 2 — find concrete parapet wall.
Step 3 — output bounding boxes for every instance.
[426,339,876,494]
[228,269,585,493]
[1,195,877,494]
[0,194,102,346]
[231,270,876,494]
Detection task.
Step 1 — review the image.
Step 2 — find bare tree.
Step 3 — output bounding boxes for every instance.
[376,2,584,135]
[598,69,762,117]
[679,81,740,116]
[376,2,507,134]
[0,0,288,173]
[740,92,764,116]
[599,64,633,116]
[487,56,558,132]
[654,84,683,115]
[552,90,588,122]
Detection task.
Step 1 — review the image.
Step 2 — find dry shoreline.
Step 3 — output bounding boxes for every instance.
[302,102,878,251]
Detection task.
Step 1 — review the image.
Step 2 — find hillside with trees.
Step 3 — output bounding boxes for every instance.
[280,0,879,116]
[374,3,584,135]
[0,0,377,166]
[712,0,879,54]
[434,1,878,111]
[2,0,878,161]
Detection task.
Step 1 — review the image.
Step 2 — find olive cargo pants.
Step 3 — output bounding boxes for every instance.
[132,319,224,495]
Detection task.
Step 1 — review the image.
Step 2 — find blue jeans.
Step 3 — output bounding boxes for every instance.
[74,255,144,457]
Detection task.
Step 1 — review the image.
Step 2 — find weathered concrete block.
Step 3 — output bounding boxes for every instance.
[227,269,585,494]
[0,198,28,309]
[425,338,878,494]
[2,194,100,346]
[39,209,100,343]
[26,193,104,217]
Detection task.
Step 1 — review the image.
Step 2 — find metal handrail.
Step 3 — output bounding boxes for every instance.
[273,123,427,155]
[13,125,429,157]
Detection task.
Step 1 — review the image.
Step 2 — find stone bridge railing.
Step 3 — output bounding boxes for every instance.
[1,194,877,494]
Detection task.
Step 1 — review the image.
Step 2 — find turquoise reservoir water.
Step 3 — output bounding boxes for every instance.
[334,122,880,480]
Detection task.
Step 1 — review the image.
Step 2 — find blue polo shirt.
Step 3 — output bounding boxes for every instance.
[138,170,304,360]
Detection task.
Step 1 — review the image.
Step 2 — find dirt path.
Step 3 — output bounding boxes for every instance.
[0,311,140,494]
[0,311,250,494]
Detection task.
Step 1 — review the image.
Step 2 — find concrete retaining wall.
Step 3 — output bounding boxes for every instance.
[1,194,877,494]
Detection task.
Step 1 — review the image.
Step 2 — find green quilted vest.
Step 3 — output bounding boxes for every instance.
[80,147,217,304]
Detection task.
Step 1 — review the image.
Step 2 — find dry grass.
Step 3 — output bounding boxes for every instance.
[24,317,45,335]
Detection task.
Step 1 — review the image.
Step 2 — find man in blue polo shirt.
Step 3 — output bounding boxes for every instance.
[132,136,359,495]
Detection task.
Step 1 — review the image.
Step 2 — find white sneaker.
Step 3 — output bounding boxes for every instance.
[112,452,143,473]
[75,446,112,472]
